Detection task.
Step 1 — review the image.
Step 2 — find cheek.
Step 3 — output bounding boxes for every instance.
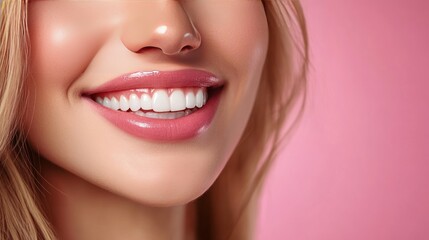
[192,1,269,96]
[27,2,119,94]
[188,1,269,74]
[190,1,269,139]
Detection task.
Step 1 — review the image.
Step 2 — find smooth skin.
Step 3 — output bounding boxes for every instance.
[25,1,269,239]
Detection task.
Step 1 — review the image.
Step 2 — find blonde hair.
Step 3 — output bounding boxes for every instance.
[0,0,308,239]
[0,0,55,239]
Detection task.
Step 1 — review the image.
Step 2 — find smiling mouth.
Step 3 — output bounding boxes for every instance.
[83,69,224,141]
[91,87,212,120]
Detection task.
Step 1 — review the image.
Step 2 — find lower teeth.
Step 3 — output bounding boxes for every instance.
[131,109,196,119]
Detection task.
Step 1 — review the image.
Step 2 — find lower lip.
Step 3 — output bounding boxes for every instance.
[85,90,222,141]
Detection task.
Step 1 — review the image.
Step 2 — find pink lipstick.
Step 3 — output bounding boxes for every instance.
[83,69,224,141]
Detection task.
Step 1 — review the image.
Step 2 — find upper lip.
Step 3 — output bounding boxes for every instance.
[83,69,224,95]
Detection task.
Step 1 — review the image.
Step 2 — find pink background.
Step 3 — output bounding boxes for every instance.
[257,1,429,239]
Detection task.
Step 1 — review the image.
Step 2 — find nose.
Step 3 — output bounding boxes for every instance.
[120,1,201,56]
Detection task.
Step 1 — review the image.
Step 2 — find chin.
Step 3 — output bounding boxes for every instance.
[102,150,225,207]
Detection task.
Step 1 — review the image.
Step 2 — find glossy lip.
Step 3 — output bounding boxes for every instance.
[84,69,224,94]
[83,69,224,141]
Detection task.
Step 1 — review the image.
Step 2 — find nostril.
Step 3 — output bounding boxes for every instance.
[135,46,161,54]
[180,45,195,54]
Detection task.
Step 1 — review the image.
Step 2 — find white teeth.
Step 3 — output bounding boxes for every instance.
[119,95,129,111]
[103,97,111,109]
[133,109,194,119]
[140,93,152,110]
[195,89,204,108]
[96,97,103,105]
[95,88,209,113]
[110,97,120,110]
[203,90,208,105]
[143,111,186,119]
[129,94,140,112]
[152,90,170,112]
[185,91,196,109]
[170,89,186,111]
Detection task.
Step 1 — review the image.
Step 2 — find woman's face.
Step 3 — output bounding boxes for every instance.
[25,0,269,206]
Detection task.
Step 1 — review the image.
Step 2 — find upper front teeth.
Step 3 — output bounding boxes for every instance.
[95,88,208,112]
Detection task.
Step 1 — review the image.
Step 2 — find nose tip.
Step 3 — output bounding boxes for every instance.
[152,23,201,55]
[121,2,201,56]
